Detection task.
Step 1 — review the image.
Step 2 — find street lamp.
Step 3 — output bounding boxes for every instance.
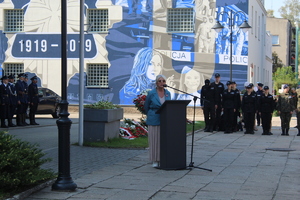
[212,10,251,81]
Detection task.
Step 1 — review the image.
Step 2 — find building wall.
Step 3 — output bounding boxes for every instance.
[0,0,266,105]
[266,18,292,67]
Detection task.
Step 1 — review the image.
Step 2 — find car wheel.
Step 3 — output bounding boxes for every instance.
[52,106,60,118]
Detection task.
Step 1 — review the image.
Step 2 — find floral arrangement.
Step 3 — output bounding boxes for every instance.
[119,118,148,140]
[133,89,151,114]
[84,100,120,109]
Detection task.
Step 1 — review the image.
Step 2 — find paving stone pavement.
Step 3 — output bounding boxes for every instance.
[6,113,300,200]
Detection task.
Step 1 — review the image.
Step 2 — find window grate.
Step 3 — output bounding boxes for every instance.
[87,9,109,33]
[167,8,194,33]
[87,64,109,88]
[3,63,24,79]
[4,9,24,32]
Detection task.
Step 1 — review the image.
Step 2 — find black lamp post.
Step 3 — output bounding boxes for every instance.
[52,0,77,191]
[212,10,251,81]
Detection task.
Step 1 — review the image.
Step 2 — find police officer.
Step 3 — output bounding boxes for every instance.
[211,73,224,131]
[277,84,295,136]
[201,79,217,132]
[23,74,29,125]
[15,73,27,126]
[241,84,257,134]
[232,81,241,132]
[258,86,275,135]
[8,74,17,127]
[295,88,300,136]
[256,82,264,126]
[0,76,11,128]
[222,81,236,133]
[28,76,39,125]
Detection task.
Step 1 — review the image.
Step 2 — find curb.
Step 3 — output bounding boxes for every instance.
[6,179,56,200]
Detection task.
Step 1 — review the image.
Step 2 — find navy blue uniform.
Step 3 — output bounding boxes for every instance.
[258,93,275,135]
[28,82,39,125]
[242,92,257,134]
[222,89,236,133]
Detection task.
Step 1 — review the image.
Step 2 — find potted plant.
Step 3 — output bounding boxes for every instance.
[84,100,123,142]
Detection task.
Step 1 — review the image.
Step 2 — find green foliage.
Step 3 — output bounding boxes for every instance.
[84,100,120,109]
[273,66,298,93]
[279,0,300,24]
[0,131,55,194]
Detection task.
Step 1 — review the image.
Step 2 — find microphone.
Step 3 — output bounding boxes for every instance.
[163,84,168,87]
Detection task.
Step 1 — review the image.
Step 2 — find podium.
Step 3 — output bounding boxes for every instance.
[156,100,190,170]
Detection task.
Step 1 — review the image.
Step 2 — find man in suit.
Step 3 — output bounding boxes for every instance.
[28,76,40,125]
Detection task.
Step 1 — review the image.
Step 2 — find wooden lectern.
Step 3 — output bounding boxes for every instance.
[156,100,190,170]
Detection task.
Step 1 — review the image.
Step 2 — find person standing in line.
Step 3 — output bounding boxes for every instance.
[295,88,300,136]
[222,81,236,134]
[28,76,39,125]
[201,79,218,132]
[256,82,264,126]
[241,84,257,134]
[22,74,29,125]
[277,84,295,136]
[15,73,26,126]
[211,73,224,131]
[258,86,275,135]
[232,81,241,132]
[0,76,11,128]
[7,74,17,127]
[144,75,171,168]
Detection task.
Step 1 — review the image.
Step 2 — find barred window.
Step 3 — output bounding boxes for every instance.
[167,8,194,33]
[87,9,109,33]
[4,9,24,32]
[3,63,24,79]
[87,64,109,88]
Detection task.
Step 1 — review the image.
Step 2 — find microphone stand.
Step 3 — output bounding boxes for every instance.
[164,84,212,172]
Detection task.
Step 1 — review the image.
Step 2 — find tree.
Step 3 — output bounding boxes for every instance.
[272,52,284,73]
[279,0,300,24]
[273,66,298,93]
[267,9,275,18]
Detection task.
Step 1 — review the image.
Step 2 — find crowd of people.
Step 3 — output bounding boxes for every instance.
[0,73,39,128]
[201,73,300,136]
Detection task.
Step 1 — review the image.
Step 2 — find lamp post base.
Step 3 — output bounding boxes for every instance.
[52,177,77,191]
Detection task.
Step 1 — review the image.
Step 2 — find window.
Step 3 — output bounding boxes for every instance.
[3,63,24,78]
[4,9,24,32]
[272,35,279,45]
[167,8,194,33]
[87,64,108,88]
[87,9,109,33]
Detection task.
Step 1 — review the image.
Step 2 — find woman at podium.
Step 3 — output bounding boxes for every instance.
[144,75,171,168]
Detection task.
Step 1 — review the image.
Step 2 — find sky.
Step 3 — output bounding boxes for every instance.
[264,0,285,18]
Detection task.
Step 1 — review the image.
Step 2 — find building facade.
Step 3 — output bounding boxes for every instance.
[0,0,270,105]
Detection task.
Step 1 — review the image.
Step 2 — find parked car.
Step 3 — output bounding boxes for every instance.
[36,87,61,118]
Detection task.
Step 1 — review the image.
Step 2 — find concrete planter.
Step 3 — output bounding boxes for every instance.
[83,108,123,142]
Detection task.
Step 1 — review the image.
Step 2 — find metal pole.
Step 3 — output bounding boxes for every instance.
[79,0,84,146]
[230,11,233,82]
[52,0,77,191]
[296,24,299,80]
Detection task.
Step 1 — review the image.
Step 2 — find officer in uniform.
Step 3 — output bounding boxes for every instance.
[23,74,29,125]
[232,81,241,132]
[258,86,275,135]
[0,76,11,128]
[8,74,17,127]
[222,81,236,133]
[211,73,224,131]
[241,84,257,134]
[295,88,300,136]
[256,82,264,126]
[277,84,295,136]
[201,79,217,132]
[15,73,27,126]
[28,76,39,125]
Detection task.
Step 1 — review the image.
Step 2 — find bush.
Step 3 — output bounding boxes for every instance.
[84,100,120,109]
[0,131,55,193]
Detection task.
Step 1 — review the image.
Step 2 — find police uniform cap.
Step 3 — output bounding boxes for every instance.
[263,86,269,90]
[24,74,28,78]
[17,73,25,78]
[232,81,236,84]
[205,79,210,84]
[246,85,252,89]
[283,84,289,89]
[1,75,8,80]
[226,81,232,85]
[257,82,264,87]
[8,74,15,79]
[30,76,38,81]
[249,83,254,87]
[215,73,220,77]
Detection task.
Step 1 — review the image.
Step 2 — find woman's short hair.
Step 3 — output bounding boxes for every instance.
[156,74,166,82]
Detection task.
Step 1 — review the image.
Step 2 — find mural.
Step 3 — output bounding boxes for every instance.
[0,0,249,106]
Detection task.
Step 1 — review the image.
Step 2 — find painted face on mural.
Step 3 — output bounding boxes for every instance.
[147,54,162,81]
[184,69,201,91]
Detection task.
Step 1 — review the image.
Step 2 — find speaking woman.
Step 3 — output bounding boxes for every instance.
[144,75,171,168]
